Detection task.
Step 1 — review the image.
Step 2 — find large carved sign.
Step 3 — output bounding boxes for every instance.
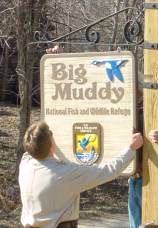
[40,51,136,174]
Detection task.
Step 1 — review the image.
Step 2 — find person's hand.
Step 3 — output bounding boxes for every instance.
[148,129,158,144]
[46,45,59,54]
[129,133,143,150]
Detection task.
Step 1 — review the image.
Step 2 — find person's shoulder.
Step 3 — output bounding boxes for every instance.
[21,152,32,161]
[19,152,34,168]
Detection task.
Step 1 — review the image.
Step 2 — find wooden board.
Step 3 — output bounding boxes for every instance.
[40,51,136,175]
[142,0,158,223]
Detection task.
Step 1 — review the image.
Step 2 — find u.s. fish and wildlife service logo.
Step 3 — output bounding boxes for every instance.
[73,123,101,165]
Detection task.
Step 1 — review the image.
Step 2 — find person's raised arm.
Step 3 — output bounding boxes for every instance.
[63,132,143,193]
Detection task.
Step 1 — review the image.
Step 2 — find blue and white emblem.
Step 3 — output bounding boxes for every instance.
[75,134,99,165]
[91,59,128,82]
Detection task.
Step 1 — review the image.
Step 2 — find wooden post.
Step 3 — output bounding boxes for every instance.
[142,0,158,224]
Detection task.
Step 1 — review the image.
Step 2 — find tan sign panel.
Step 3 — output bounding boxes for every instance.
[40,51,136,175]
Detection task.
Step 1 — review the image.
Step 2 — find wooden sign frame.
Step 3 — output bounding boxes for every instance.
[40,51,136,175]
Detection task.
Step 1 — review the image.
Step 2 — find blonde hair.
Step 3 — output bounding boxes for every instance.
[23,122,53,159]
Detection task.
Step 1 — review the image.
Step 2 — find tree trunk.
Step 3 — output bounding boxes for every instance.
[15,0,46,168]
[15,0,34,162]
[110,0,121,50]
[1,46,9,101]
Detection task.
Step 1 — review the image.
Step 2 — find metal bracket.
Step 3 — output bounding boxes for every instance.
[143,82,158,89]
[144,43,158,49]
[144,3,158,9]
[30,6,143,46]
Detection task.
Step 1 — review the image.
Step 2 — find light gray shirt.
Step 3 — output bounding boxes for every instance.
[19,148,135,228]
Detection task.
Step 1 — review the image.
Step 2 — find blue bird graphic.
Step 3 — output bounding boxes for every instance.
[78,136,91,150]
[91,59,128,82]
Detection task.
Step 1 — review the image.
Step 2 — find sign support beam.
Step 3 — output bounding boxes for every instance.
[142,0,158,224]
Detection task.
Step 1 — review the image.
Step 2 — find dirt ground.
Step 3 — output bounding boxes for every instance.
[0,103,129,227]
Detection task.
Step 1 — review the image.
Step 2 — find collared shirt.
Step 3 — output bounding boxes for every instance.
[19,148,135,228]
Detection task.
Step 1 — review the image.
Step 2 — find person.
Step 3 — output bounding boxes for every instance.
[128,96,143,228]
[19,121,143,228]
[128,172,142,228]
[148,129,158,144]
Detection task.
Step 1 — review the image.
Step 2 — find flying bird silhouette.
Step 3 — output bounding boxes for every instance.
[91,60,128,82]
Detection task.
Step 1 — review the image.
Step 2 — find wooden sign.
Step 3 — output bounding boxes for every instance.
[40,51,136,174]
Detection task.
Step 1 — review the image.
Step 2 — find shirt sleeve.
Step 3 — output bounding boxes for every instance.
[60,147,135,193]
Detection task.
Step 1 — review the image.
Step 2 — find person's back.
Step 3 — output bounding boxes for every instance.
[19,153,80,227]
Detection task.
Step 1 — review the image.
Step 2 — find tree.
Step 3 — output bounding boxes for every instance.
[14,0,46,163]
